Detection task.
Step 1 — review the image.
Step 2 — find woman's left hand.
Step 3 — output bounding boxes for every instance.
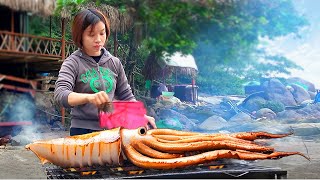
[145,115,157,129]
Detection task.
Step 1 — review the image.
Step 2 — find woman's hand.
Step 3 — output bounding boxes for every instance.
[87,91,111,111]
[145,115,157,129]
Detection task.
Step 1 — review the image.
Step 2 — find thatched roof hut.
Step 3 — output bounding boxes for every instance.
[0,0,133,33]
[143,52,198,81]
[161,52,198,77]
[0,0,56,17]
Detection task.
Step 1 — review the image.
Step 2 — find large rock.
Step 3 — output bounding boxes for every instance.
[263,78,297,106]
[255,108,276,120]
[308,91,316,100]
[277,104,320,123]
[198,115,228,131]
[277,110,306,123]
[240,95,266,112]
[228,112,252,122]
[290,84,311,104]
[287,77,316,92]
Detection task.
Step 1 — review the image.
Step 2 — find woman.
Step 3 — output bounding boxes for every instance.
[54,8,156,136]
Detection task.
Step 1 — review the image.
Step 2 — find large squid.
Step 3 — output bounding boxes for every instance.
[25,127,309,170]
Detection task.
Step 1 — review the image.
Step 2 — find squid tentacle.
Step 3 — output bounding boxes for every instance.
[152,134,188,141]
[230,131,293,141]
[149,129,292,141]
[149,130,293,141]
[148,129,201,136]
[131,140,182,159]
[141,138,274,153]
[123,145,307,170]
[154,135,255,144]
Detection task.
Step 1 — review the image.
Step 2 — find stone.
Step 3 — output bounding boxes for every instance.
[255,108,277,120]
[198,115,228,131]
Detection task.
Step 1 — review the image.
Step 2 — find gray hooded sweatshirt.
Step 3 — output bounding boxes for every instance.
[54,48,135,130]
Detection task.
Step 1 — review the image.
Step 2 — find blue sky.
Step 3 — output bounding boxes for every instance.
[261,0,320,88]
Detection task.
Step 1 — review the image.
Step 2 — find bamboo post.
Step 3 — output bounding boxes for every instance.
[10,10,14,50]
[61,18,66,60]
[60,18,66,126]
[192,78,196,104]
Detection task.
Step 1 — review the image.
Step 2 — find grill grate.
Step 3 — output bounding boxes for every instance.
[44,160,287,179]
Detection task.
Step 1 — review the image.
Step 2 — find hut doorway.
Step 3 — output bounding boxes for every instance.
[0,5,26,33]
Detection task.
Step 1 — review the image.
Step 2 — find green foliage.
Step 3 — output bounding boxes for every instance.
[29,16,72,40]
[55,0,87,17]
[195,69,245,95]
[28,0,308,97]
[29,16,73,42]
[259,100,285,113]
[132,43,151,93]
[193,0,308,95]
[245,97,267,112]
[244,98,285,113]
[99,0,216,56]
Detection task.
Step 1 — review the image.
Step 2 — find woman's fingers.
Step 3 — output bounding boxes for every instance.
[145,115,157,129]
[88,91,111,111]
[98,92,111,112]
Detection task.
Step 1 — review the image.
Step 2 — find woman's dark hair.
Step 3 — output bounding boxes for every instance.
[72,8,110,48]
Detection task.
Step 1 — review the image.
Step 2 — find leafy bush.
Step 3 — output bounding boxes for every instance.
[243,97,267,112]
[196,71,245,95]
[260,100,285,113]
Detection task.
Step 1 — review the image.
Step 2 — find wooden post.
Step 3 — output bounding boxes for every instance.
[49,16,52,52]
[192,78,196,104]
[61,18,66,60]
[10,10,14,50]
[60,18,66,126]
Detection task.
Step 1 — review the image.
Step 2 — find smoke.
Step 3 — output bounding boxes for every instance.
[8,93,35,122]
[0,91,45,142]
[12,93,54,142]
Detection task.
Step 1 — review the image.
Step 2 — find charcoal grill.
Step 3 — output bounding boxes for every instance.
[44,160,287,179]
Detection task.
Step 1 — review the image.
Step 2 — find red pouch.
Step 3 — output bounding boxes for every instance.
[99,101,148,129]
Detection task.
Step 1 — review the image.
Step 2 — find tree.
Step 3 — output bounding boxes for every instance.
[192,0,308,94]
[51,0,308,95]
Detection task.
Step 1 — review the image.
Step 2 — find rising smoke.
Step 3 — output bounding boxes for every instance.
[0,91,43,142]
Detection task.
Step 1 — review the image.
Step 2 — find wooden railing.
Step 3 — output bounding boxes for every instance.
[0,31,76,59]
[0,73,37,97]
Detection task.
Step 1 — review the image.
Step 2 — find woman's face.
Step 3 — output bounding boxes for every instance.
[82,21,106,56]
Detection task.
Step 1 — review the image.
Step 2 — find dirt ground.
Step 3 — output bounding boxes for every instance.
[256,135,320,179]
[0,129,69,179]
[0,128,319,179]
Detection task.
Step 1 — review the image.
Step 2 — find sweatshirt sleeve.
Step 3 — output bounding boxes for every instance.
[54,58,78,108]
[114,59,135,101]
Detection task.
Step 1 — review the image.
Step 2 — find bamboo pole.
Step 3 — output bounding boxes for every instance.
[60,18,66,126]
[10,10,14,50]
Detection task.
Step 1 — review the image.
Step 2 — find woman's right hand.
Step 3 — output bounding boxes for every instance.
[87,91,111,111]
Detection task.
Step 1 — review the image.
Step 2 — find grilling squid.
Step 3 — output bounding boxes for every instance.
[25,127,309,169]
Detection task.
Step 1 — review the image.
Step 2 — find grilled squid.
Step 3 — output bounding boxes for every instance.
[26,127,309,169]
